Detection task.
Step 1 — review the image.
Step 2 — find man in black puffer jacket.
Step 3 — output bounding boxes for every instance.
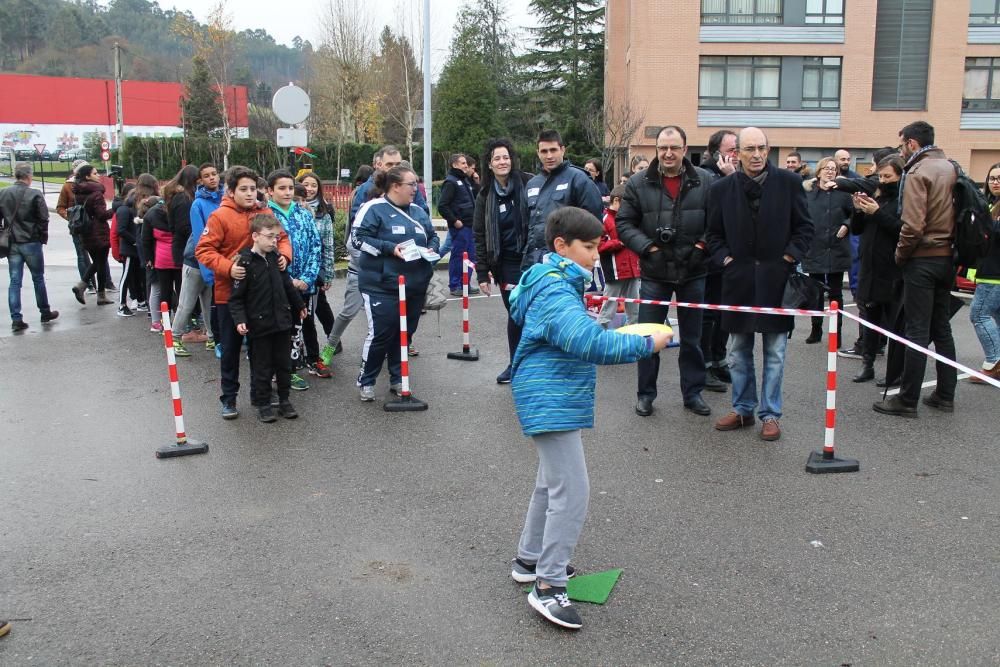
[616,125,717,418]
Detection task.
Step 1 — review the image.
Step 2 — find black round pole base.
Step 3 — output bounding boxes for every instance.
[384,395,428,412]
[805,450,860,474]
[447,348,480,361]
[156,438,209,459]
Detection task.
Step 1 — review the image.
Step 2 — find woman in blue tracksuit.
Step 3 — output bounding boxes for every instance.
[353,165,440,401]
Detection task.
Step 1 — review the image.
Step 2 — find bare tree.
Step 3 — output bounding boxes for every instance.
[377,26,422,162]
[173,1,238,169]
[584,96,646,183]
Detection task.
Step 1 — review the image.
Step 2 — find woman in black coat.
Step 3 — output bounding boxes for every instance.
[473,138,531,384]
[849,155,904,382]
[802,156,854,343]
[70,165,116,305]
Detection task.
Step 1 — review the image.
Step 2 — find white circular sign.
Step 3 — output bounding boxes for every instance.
[101,140,110,151]
[271,84,311,125]
[101,150,111,161]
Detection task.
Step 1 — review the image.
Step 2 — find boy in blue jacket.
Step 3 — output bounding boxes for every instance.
[509,207,672,630]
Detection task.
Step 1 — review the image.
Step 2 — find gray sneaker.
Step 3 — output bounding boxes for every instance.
[359,385,376,402]
[389,382,403,395]
[528,584,582,630]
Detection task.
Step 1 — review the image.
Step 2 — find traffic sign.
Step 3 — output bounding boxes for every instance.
[101,150,111,161]
[100,140,110,151]
[33,143,46,154]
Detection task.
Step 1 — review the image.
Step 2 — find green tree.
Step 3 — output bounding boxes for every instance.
[434,56,503,157]
[522,0,605,151]
[182,55,223,137]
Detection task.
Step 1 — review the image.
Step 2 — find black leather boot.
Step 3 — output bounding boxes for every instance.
[852,363,875,383]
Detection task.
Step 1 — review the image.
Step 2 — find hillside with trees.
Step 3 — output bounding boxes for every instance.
[0,0,306,98]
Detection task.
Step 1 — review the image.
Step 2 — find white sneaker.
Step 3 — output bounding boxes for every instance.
[359,385,376,402]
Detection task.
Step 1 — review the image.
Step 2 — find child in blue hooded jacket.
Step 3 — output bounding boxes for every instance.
[508,207,672,630]
[267,169,322,389]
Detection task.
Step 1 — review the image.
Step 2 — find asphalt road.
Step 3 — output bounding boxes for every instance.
[2,225,999,665]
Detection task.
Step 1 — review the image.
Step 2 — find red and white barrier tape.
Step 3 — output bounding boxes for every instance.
[160,302,187,444]
[592,294,827,318]
[837,308,1000,389]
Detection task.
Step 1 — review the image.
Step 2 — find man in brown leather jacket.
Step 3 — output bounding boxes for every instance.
[873,121,958,417]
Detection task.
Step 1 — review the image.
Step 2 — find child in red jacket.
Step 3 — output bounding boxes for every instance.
[597,185,640,327]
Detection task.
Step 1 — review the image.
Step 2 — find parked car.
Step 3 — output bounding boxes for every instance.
[58,151,73,161]
[14,148,33,160]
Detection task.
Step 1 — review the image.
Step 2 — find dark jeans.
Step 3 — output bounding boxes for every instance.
[637,277,706,402]
[809,272,844,334]
[157,268,182,311]
[81,247,110,291]
[861,300,901,365]
[300,293,319,363]
[447,225,475,291]
[700,272,728,365]
[498,258,524,363]
[898,257,958,403]
[72,233,113,286]
[315,286,335,337]
[248,331,292,407]
[216,303,244,406]
[7,241,51,322]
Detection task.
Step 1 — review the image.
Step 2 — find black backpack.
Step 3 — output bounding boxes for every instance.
[66,203,93,236]
[950,160,994,267]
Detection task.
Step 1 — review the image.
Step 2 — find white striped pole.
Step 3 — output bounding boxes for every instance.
[805,300,858,473]
[155,302,209,458]
[447,252,479,361]
[397,275,412,398]
[384,275,428,411]
[161,302,187,444]
[823,300,839,458]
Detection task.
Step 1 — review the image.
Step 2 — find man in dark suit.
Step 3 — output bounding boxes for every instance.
[705,127,814,441]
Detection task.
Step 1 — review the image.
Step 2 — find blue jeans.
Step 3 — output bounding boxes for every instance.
[970,282,1000,365]
[7,241,52,322]
[729,331,788,421]
[447,226,475,291]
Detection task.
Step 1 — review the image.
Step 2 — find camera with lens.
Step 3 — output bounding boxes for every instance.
[655,226,677,244]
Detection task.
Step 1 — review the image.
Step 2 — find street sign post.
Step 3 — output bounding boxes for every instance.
[33,143,46,195]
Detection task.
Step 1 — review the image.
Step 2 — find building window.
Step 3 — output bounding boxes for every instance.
[871,0,931,110]
[963,57,1000,110]
[699,56,781,108]
[701,0,783,25]
[970,0,1000,25]
[805,0,844,24]
[802,57,841,108]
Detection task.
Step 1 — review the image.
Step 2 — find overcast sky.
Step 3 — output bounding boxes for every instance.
[157,0,537,78]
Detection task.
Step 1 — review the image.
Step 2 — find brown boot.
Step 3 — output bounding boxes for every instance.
[714,411,755,431]
[760,418,781,441]
[97,290,114,305]
[969,363,1000,384]
[71,282,87,304]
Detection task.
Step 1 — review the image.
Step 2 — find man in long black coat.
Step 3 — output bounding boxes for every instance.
[705,127,814,442]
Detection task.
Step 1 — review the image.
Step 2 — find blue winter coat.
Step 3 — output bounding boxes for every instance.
[268,201,322,294]
[509,253,653,436]
[188,185,224,284]
[353,197,440,295]
[523,161,604,268]
[348,175,430,272]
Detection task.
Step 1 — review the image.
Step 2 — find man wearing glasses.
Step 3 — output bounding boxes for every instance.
[705,127,814,441]
[616,125,721,418]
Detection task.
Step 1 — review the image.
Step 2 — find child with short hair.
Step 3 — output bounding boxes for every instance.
[508,206,671,630]
[228,213,308,423]
[597,184,640,327]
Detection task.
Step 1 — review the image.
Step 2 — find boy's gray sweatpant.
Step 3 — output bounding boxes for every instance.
[173,264,214,339]
[517,429,590,587]
[326,270,364,348]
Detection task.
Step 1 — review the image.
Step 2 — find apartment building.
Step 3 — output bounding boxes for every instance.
[605,0,1000,178]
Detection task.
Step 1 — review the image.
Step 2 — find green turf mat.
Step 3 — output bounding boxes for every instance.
[523,568,623,604]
